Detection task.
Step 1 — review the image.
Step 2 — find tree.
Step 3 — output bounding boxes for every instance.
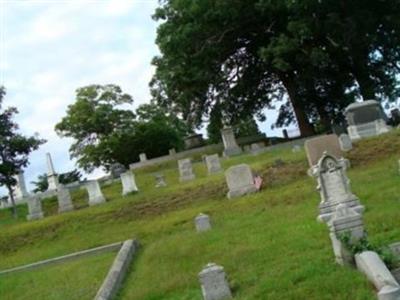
[0,87,46,217]
[151,0,400,136]
[31,169,82,193]
[55,84,136,172]
[30,173,48,193]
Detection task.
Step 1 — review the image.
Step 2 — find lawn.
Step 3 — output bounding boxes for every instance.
[0,130,399,299]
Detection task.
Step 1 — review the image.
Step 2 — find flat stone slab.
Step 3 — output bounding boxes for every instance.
[304,134,342,167]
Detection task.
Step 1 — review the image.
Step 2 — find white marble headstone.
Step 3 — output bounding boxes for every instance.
[225,164,257,199]
[120,171,139,195]
[198,263,232,300]
[26,196,44,221]
[57,185,74,213]
[178,158,195,182]
[195,213,211,232]
[85,180,106,206]
[205,154,222,174]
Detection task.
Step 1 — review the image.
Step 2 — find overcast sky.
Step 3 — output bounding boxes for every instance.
[0,0,289,194]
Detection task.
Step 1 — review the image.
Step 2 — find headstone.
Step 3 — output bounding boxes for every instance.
[155,174,167,188]
[329,203,365,266]
[195,213,211,232]
[57,185,74,213]
[311,153,364,223]
[205,154,222,174]
[169,148,176,156]
[120,171,138,196]
[292,145,301,153]
[338,134,352,152]
[26,196,44,221]
[198,263,232,300]
[14,171,29,201]
[184,134,205,149]
[85,180,106,206]
[225,164,257,199]
[355,251,400,300]
[221,127,242,157]
[250,142,266,155]
[110,163,127,178]
[243,145,251,153]
[345,100,391,141]
[46,153,59,190]
[139,153,147,162]
[178,158,195,182]
[304,134,342,167]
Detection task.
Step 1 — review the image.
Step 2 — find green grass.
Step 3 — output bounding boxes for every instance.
[0,251,116,300]
[1,130,400,299]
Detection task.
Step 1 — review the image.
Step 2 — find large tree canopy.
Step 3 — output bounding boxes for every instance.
[0,87,45,217]
[151,0,400,136]
[55,85,186,171]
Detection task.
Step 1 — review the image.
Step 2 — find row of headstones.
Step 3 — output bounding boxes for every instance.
[309,151,400,299]
[26,171,140,221]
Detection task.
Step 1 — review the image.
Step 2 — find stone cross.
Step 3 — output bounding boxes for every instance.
[46,153,59,191]
[329,203,365,266]
[225,164,257,199]
[178,158,195,182]
[85,180,106,206]
[220,127,242,157]
[14,171,29,200]
[26,196,44,221]
[139,153,147,162]
[195,213,211,232]
[338,134,353,152]
[198,263,232,300]
[205,154,222,174]
[155,174,167,187]
[57,185,74,213]
[120,171,139,195]
[312,153,364,223]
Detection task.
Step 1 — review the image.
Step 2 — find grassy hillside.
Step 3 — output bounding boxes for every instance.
[1,130,400,299]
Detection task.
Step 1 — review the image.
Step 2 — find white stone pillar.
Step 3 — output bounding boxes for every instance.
[57,185,74,213]
[195,213,211,232]
[120,171,138,196]
[14,171,29,200]
[221,127,242,157]
[26,196,44,221]
[46,153,59,190]
[85,180,106,206]
[198,263,232,300]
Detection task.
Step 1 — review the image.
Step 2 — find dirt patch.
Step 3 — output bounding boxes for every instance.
[259,161,308,187]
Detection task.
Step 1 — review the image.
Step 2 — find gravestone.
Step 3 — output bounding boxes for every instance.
[46,153,59,191]
[110,163,126,178]
[198,263,232,300]
[85,180,106,206]
[250,142,266,155]
[205,154,222,174]
[221,127,242,157]
[120,171,138,195]
[14,171,29,201]
[155,173,167,188]
[225,164,257,199]
[345,100,391,141]
[178,158,195,182]
[195,213,211,232]
[184,134,204,149]
[338,134,352,152]
[329,203,365,266]
[26,196,44,221]
[169,148,176,156]
[312,153,364,223]
[57,185,74,213]
[139,153,147,162]
[304,134,342,167]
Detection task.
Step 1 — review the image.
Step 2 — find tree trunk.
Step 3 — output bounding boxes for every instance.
[6,185,18,219]
[316,104,332,132]
[281,75,315,137]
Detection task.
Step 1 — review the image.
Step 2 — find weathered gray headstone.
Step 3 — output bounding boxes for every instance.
[198,263,232,300]
[120,171,138,196]
[155,174,167,188]
[178,158,195,182]
[46,153,59,191]
[345,100,391,141]
[26,196,44,221]
[205,154,222,174]
[304,134,342,167]
[221,127,242,157]
[329,203,365,266]
[57,185,74,213]
[355,251,400,300]
[225,164,257,199]
[195,213,211,232]
[85,180,106,206]
[311,153,363,223]
[110,163,127,178]
[338,134,353,152]
[169,148,176,156]
[139,153,147,162]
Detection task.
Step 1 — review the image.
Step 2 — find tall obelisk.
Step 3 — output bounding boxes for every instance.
[46,153,59,191]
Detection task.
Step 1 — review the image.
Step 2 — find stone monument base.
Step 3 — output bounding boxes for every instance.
[223,147,242,157]
[347,120,391,141]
